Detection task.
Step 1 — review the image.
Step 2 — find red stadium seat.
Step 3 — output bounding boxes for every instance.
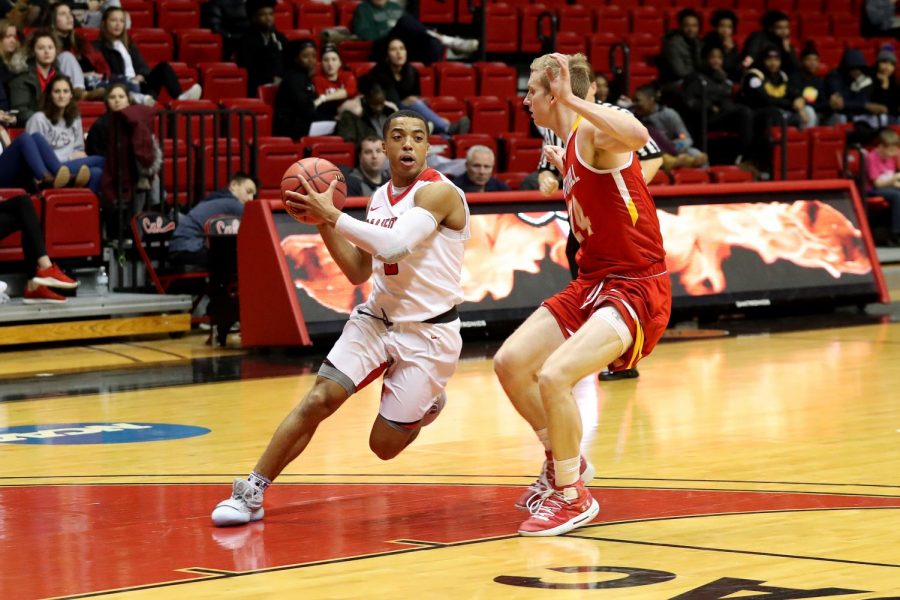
[766,0,795,12]
[708,166,754,183]
[799,14,830,39]
[830,15,860,38]
[40,189,101,259]
[807,126,844,179]
[631,6,664,37]
[589,32,622,76]
[405,63,430,97]
[627,32,661,69]
[418,0,455,24]
[337,40,373,63]
[594,6,629,35]
[256,139,303,189]
[200,139,250,191]
[434,62,477,98]
[0,192,38,262]
[476,63,516,98]
[131,210,208,295]
[165,99,218,142]
[299,135,343,155]
[273,2,294,30]
[468,96,510,137]
[771,127,809,181]
[485,3,519,54]
[308,140,355,167]
[509,97,531,136]
[177,30,223,64]
[295,1,336,34]
[77,101,105,133]
[453,134,497,159]
[503,135,542,172]
[429,135,453,158]
[221,97,273,139]
[649,169,671,186]
[520,4,555,54]
[257,83,279,107]
[130,29,173,68]
[496,171,529,190]
[121,0,155,28]
[671,168,711,185]
[427,96,467,122]
[158,0,200,30]
[200,63,249,102]
[162,139,192,199]
[336,0,361,28]
[555,31,587,55]
[558,5,594,38]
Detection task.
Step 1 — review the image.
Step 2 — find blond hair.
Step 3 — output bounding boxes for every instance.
[529,53,593,100]
[878,128,899,147]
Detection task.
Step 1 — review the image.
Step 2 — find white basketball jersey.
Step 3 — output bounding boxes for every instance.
[360,168,470,323]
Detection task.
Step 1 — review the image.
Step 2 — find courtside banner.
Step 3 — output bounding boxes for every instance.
[240,180,886,345]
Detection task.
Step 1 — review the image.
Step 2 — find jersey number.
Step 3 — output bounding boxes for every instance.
[569,194,594,243]
[384,263,399,276]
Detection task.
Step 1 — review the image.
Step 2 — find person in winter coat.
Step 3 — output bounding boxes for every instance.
[825,47,878,127]
[272,38,316,141]
[659,8,702,84]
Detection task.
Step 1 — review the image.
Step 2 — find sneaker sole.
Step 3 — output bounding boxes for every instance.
[211,505,265,527]
[31,276,79,289]
[517,497,600,537]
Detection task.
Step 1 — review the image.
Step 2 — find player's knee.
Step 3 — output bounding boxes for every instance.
[298,385,343,422]
[536,366,567,400]
[492,343,518,382]
[369,439,401,461]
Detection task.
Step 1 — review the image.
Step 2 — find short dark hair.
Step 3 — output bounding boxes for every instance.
[382,109,429,138]
[229,172,257,187]
[677,8,700,25]
[762,10,789,30]
[360,135,383,147]
[710,9,738,31]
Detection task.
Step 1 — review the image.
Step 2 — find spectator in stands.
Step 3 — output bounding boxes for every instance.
[273,38,316,141]
[863,0,900,37]
[352,0,477,66]
[870,45,900,126]
[0,193,79,303]
[0,125,93,189]
[633,84,707,169]
[826,48,879,129]
[683,45,755,164]
[1,0,44,28]
[94,7,201,105]
[742,45,817,130]
[26,74,103,191]
[85,80,126,156]
[313,44,358,121]
[336,84,395,148]
[80,0,123,29]
[235,0,286,97]
[201,0,249,60]
[866,128,900,245]
[452,145,508,193]
[703,9,741,80]
[659,9,702,85]
[8,29,80,124]
[169,173,257,268]
[742,11,799,75]
[48,2,107,100]
[349,135,388,197]
[0,18,22,89]
[793,42,831,124]
[364,37,469,136]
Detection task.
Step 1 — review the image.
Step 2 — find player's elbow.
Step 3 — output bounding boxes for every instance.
[628,123,650,152]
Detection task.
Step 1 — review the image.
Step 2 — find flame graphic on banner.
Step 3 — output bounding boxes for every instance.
[280,200,871,313]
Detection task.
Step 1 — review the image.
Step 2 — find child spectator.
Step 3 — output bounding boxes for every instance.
[742,45,817,129]
[866,128,900,245]
[742,10,800,75]
[870,44,900,126]
[703,9,742,80]
[633,84,708,169]
[793,42,831,124]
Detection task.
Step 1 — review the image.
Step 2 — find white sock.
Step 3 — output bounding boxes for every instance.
[553,456,580,488]
[571,374,596,403]
[535,428,551,451]
[248,471,271,491]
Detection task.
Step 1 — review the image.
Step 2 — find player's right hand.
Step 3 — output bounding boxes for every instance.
[542,145,565,173]
[538,170,559,197]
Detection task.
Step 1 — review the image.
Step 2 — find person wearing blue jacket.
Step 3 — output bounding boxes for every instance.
[168,173,256,267]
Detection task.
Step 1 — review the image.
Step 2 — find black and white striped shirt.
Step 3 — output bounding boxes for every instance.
[536,102,662,173]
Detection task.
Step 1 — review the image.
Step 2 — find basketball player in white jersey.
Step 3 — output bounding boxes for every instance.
[211,109,470,527]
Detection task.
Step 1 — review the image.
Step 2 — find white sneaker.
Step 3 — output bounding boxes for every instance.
[0,280,8,304]
[211,478,265,527]
[420,391,446,427]
[178,83,202,101]
[441,34,478,54]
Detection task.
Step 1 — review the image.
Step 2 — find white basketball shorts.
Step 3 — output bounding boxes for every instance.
[320,310,462,424]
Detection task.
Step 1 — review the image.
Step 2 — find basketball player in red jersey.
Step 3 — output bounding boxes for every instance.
[210,110,471,527]
[494,53,671,536]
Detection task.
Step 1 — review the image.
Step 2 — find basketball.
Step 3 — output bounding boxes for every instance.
[281,157,348,225]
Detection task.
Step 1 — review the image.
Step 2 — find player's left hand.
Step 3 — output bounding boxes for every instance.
[546,53,573,105]
[284,178,341,225]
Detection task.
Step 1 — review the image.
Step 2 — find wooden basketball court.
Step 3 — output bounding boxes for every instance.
[1,310,899,599]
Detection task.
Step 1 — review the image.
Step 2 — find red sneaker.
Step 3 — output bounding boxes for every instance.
[518,482,599,537]
[23,285,67,304]
[515,451,596,512]
[33,263,78,289]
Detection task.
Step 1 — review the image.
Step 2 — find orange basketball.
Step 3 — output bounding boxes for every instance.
[280,157,348,225]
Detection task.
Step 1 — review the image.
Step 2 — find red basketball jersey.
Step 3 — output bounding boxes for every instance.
[563,117,667,279]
